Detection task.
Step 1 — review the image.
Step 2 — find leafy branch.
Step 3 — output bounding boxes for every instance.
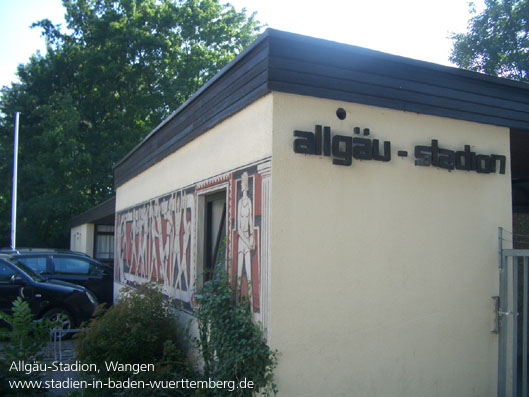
[193,264,278,396]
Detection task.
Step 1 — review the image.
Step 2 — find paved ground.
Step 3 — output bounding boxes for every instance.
[1,336,80,396]
[41,336,80,396]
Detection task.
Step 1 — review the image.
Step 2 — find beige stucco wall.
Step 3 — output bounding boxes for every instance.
[114,94,273,317]
[114,88,512,395]
[115,95,273,212]
[269,92,511,396]
[70,223,94,256]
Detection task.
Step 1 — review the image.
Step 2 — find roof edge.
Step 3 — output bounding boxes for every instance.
[71,196,116,227]
[265,28,529,90]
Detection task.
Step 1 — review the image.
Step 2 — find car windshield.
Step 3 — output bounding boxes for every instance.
[5,257,45,282]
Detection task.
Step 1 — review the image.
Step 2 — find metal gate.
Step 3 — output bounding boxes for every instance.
[497,228,529,397]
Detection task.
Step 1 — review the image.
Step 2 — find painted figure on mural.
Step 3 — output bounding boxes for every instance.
[149,199,161,281]
[176,192,192,291]
[160,198,173,287]
[118,214,127,282]
[130,208,138,276]
[171,193,182,289]
[237,172,255,307]
[138,205,148,278]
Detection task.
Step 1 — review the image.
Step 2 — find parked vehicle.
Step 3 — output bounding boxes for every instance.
[4,249,113,306]
[0,254,98,334]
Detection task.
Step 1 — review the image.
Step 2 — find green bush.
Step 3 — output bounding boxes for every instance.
[75,283,193,396]
[194,265,278,396]
[0,297,58,396]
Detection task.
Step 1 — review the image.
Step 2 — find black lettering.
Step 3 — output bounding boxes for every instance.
[476,154,491,174]
[414,145,432,166]
[490,154,506,174]
[332,135,353,166]
[431,139,439,167]
[315,125,322,155]
[470,150,477,171]
[323,126,331,156]
[353,137,372,160]
[372,139,391,162]
[293,130,316,154]
[455,145,474,171]
[438,148,455,170]
[295,128,506,176]
[455,150,466,170]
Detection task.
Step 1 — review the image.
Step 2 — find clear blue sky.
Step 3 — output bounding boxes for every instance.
[0,0,484,89]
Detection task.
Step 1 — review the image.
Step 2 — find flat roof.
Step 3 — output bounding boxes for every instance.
[114,28,529,188]
[71,196,116,226]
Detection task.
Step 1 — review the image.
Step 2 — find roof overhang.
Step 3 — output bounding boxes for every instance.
[114,28,529,188]
[71,197,116,227]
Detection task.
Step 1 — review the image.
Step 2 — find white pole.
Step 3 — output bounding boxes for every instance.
[10,112,19,250]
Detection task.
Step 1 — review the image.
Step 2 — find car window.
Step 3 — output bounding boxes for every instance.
[0,262,17,283]
[17,256,48,274]
[0,258,44,282]
[53,257,90,275]
[90,263,107,276]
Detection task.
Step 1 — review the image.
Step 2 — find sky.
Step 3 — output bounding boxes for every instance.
[0,0,485,90]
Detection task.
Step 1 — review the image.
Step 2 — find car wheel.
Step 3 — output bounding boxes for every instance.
[43,308,75,339]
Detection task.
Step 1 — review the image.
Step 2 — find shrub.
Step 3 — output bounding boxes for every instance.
[194,265,278,396]
[75,283,193,395]
[0,297,58,396]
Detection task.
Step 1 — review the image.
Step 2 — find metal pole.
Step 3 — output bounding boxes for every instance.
[523,257,528,397]
[10,112,19,250]
[498,227,507,397]
[513,259,519,397]
[499,226,503,269]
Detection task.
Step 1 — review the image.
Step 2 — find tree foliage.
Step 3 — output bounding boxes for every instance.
[0,0,261,248]
[450,0,529,81]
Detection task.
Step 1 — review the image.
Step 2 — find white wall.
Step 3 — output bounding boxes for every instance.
[70,223,94,257]
[269,92,512,396]
[113,94,274,311]
[116,95,273,212]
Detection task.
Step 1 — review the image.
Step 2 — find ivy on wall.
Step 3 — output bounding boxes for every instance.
[193,264,277,396]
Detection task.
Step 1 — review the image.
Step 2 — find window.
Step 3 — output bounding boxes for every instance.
[94,224,114,263]
[203,190,227,281]
[53,257,90,275]
[90,263,109,276]
[17,257,48,274]
[0,263,17,283]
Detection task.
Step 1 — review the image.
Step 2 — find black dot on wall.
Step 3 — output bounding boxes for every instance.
[336,108,346,120]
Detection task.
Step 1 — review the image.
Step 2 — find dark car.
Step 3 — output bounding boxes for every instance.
[7,249,113,306]
[0,254,98,333]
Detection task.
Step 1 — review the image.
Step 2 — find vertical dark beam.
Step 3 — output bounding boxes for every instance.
[213,204,227,267]
[205,202,213,275]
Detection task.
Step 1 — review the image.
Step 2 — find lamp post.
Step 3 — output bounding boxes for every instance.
[10,112,19,250]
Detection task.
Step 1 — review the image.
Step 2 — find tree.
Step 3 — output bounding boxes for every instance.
[450,0,529,81]
[0,0,261,248]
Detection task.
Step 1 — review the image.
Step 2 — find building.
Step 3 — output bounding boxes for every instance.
[70,196,115,265]
[110,29,529,396]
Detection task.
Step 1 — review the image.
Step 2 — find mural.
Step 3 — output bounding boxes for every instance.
[116,188,195,305]
[115,159,271,320]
